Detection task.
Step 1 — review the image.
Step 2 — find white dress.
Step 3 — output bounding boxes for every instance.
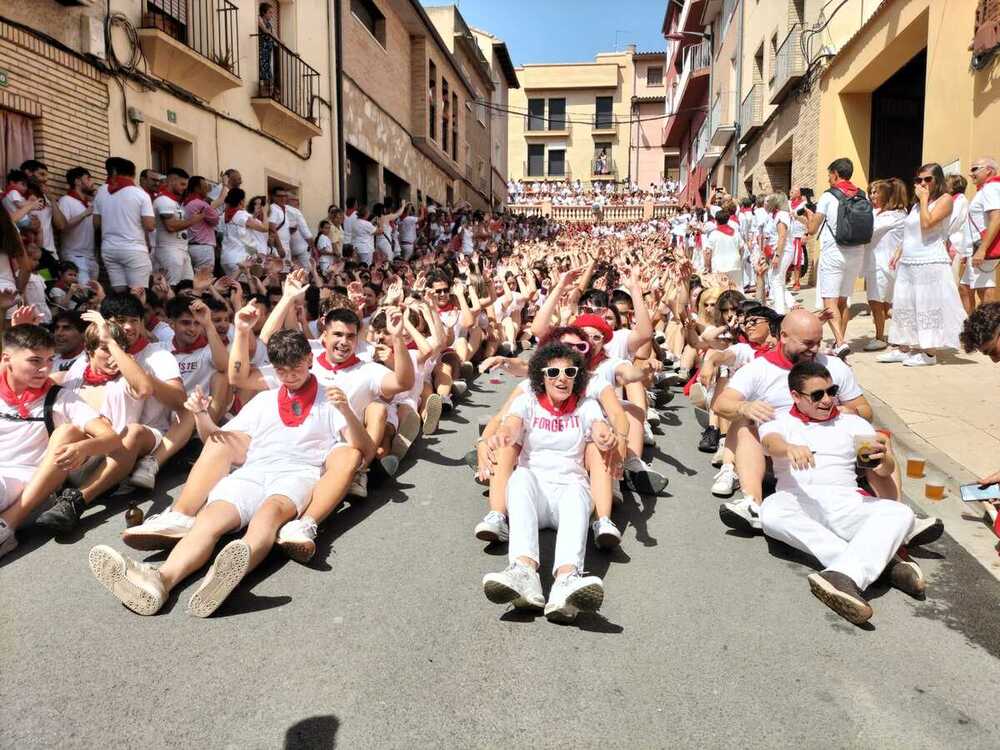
[863,208,905,303]
[888,199,967,350]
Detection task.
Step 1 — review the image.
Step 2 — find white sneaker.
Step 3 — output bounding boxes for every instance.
[474,511,509,543]
[863,338,889,352]
[903,352,937,367]
[421,394,444,435]
[711,464,739,498]
[643,421,656,446]
[187,539,251,618]
[876,348,908,363]
[711,444,726,468]
[592,516,622,549]
[0,519,17,561]
[348,470,368,498]
[441,394,454,413]
[906,516,944,547]
[719,494,762,532]
[277,516,319,563]
[624,456,668,495]
[121,509,195,550]
[544,570,604,623]
[482,562,544,610]
[452,380,469,397]
[88,545,167,615]
[128,455,160,490]
[646,409,661,427]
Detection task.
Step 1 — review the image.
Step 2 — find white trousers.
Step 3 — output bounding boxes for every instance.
[189,243,216,271]
[760,485,914,590]
[154,246,194,285]
[767,248,795,314]
[507,467,592,575]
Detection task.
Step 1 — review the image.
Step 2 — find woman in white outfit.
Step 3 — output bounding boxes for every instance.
[220,189,270,276]
[863,179,907,350]
[763,192,793,314]
[481,342,616,624]
[879,163,967,367]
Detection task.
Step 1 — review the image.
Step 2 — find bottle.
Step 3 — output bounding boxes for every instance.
[125,504,144,528]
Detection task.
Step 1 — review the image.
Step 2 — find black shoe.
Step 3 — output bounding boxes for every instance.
[464,447,480,470]
[807,570,873,624]
[906,517,943,547]
[884,555,926,599]
[496,344,515,358]
[698,426,721,453]
[35,488,86,534]
[653,388,674,408]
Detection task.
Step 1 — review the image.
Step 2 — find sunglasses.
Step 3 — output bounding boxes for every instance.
[798,384,840,403]
[581,305,608,315]
[971,165,985,173]
[565,340,591,354]
[915,176,935,185]
[431,287,450,294]
[543,366,579,379]
[745,317,768,327]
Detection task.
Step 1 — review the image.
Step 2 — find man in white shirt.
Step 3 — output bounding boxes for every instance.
[56,166,98,283]
[92,158,156,291]
[285,197,314,269]
[759,359,922,625]
[267,187,292,260]
[21,159,67,275]
[342,197,359,251]
[965,156,1000,301]
[352,206,377,265]
[153,168,203,285]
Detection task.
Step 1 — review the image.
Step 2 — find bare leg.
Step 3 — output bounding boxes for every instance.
[585,443,613,521]
[730,419,765,502]
[171,433,250,516]
[434,360,454,398]
[156,501,242,591]
[487,445,518,515]
[79,425,156,504]
[242,496,297,569]
[297,445,364,524]
[363,402,388,468]
[151,411,194,466]
[1,425,85,529]
[622,401,646,461]
[822,297,844,345]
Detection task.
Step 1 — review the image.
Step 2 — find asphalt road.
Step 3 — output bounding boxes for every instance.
[4,375,1000,749]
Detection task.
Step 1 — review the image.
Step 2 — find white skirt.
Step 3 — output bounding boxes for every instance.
[888,262,967,350]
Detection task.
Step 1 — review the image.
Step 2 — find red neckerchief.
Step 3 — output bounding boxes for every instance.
[157,188,180,202]
[588,349,608,369]
[739,207,751,213]
[716,224,735,236]
[173,335,207,354]
[54,278,70,291]
[788,404,839,424]
[83,365,119,386]
[147,316,161,330]
[437,303,456,313]
[66,190,90,207]
[538,393,579,416]
[106,176,135,195]
[224,206,240,223]
[790,198,804,210]
[127,337,150,356]
[978,176,1000,191]
[831,180,860,197]
[0,369,53,417]
[405,341,418,351]
[751,341,774,357]
[316,352,361,371]
[761,347,795,370]
[347,208,357,216]
[277,374,318,427]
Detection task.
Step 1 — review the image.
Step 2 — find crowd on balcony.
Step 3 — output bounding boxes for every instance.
[2,150,998,628]
[507,178,679,206]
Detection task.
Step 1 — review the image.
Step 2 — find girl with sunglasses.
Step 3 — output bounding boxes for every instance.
[878,163,966,367]
[481,342,615,623]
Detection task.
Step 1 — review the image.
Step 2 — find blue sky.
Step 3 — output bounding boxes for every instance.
[421,0,667,66]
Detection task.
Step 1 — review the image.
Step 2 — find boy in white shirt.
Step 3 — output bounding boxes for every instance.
[152,167,204,285]
[165,296,229,421]
[92,158,156,291]
[758,360,923,625]
[0,324,121,559]
[57,167,98,283]
[88,330,372,617]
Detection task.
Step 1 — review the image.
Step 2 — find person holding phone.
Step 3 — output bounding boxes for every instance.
[960,302,1000,500]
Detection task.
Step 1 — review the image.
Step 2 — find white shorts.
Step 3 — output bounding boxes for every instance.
[818,245,865,299]
[154,246,194,285]
[960,257,998,289]
[140,425,164,453]
[102,247,153,289]
[189,244,216,271]
[206,463,320,528]
[0,466,36,512]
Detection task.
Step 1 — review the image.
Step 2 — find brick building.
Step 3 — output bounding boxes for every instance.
[472,28,519,208]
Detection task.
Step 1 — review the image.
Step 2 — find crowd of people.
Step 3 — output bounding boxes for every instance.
[507,177,679,207]
[2,151,999,627]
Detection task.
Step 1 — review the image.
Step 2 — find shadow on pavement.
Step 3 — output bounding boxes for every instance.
[284,714,339,749]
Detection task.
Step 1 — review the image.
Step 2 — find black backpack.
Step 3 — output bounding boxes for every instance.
[0,384,62,434]
[825,187,874,246]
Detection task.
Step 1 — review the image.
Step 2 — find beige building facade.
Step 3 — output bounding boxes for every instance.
[473,27,520,208]
[1,0,338,223]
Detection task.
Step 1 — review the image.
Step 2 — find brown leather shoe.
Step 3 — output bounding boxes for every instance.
[884,555,927,599]
[808,570,874,625]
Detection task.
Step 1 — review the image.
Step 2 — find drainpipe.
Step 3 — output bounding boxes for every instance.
[731,0,743,196]
[332,0,346,204]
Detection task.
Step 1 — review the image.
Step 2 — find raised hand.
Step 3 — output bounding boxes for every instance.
[234,301,261,331]
[184,385,212,415]
[282,268,310,301]
[385,306,404,337]
[189,298,213,329]
[80,309,113,344]
[11,305,41,327]
[326,386,351,413]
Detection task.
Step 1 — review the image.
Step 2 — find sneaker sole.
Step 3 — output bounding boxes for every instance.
[483,579,521,604]
[888,560,927,599]
[120,530,186,551]
[187,541,251,618]
[474,525,509,544]
[624,470,668,495]
[907,520,944,548]
[422,396,443,435]
[278,538,316,564]
[0,534,17,561]
[88,545,162,616]
[595,531,622,549]
[128,475,156,490]
[718,505,761,533]
[807,574,873,625]
[545,583,605,624]
[711,483,738,498]
[380,456,400,477]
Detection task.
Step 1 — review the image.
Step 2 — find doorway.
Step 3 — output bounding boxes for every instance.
[869,50,926,183]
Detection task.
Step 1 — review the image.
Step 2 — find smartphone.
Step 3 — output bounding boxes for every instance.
[959,483,1000,502]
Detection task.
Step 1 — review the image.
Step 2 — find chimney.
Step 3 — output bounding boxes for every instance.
[626,43,637,54]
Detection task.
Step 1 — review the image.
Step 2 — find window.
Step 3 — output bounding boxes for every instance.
[351,0,386,48]
[769,33,778,84]
[527,144,545,177]
[451,92,458,161]
[647,66,663,86]
[150,134,174,175]
[428,61,437,141]
[442,79,449,153]
[548,98,566,131]
[595,96,613,129]
[527,98,545,131]
[547,149,566,177]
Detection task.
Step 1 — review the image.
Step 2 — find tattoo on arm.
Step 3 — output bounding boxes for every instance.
[234,362,242,372]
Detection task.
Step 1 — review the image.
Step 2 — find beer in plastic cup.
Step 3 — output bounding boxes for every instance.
[854,434,880,470]
[925,472,946,501]
[906,455,926,479]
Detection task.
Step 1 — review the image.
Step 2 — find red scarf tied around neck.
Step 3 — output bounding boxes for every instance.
[224,206,241,223]
[278,374,318,427]
[157,187,181,202]
[716,224,735,236]
[789,404,840,424]
[173,335,208,355]
[0,369,53,417]
[831,180,860,198]
[317,352,360,371]
[761,347,795,370]
[106,176,135,195]
[538,393,579,416]
[66,190,90,206]
[127,337,150,356]
[83,365,119,386]
[978,176,1000,192]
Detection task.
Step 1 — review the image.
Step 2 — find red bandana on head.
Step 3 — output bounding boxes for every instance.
[106,176,135,195]
[538,393,579,416]
[789,404,839,424]
[173,335,207,355]
[127,337,150,356]
[278,374,318,427]
[83,365,119,386]
[761,347,795,370]
[316,352,360,371]
[0,369,53,417]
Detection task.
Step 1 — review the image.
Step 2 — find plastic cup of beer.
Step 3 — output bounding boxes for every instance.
[907,455,926,479]
[853,434,880,470]
[924,471,946,502]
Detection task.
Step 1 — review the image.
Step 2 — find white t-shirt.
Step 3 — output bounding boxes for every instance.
[222,210,254,268]
[727,352,862,416]
[173,344,216,394]
[65,374,145,435]
[94,185,154,253]
[398,215,419,244]
[153,193,188,254]
[760,411,877,492]
[343,211,358,246]
[966,181,1000,251]
[268,203,291,250]
[223,385,346,469]
[353,219,376,262]
[815,190,846,257]
[762,210,791,250]
[57,194,95,256]
[0,384,99,470]
[707,229,741,272]
[605,329,631,361]
[24,274,52,324]
[53,350,85,373]
[286,205,313,254]
[507,393,605,484]
[263,356,388,421]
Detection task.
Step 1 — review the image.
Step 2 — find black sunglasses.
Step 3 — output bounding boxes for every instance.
[915,176,935,185]
[543,366,579,379]
[799,384,839,403]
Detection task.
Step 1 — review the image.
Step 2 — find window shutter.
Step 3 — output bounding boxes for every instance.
[149,0,187,26]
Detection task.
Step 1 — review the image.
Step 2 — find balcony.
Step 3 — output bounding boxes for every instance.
[137,0,241,102]
[592,114,617,136]
[592,158,616,180]
[522,162,571,181]
[695,116,721,169]
[251,31,322,146]
[523,117,570,137]
[709,93,736,148]
[770,26,806,105]
[661,40,712,146]
[739,83,764,144]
